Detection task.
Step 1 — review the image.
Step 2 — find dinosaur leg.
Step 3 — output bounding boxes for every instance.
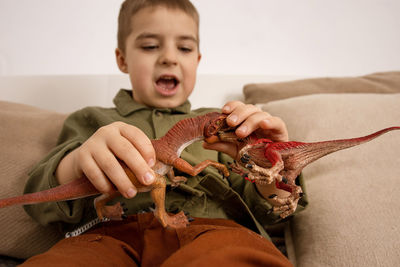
[254,150,284,182]
[167,168,187,187]
[94,191,125,220]
[228,161,245,175]
[244,164,277,184]
[150,174,189,229]
[173,158,230,177]
[268,185,303,218]
[228,156,280,185]
[237,145,284,183]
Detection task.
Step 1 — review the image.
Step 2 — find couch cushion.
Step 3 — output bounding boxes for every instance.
[244,71,400,104]
[0,101,67,259]
[258,93,400,267]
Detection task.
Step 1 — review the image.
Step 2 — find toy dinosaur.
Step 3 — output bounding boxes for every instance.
[0,112,232,229]
[208,126,400,218]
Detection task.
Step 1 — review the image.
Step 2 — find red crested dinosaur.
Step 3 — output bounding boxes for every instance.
[208,126,400,218]
[0,112,232,229]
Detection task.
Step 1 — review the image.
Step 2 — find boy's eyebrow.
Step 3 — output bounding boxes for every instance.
[135,32,198,43]
[135,32,159,40]
[177,35,198,43]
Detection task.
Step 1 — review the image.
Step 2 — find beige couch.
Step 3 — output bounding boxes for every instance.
[1,72,399,266]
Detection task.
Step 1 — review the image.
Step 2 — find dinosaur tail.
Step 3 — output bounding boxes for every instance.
[291,126,400,168]
[0,177,100,208]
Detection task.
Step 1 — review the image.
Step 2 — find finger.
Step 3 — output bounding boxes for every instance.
[202,142,237,159]
[259,116,289,142]
[221,101,245,114]
[92,148,137,199]
[80,152,115,194]
[226,104,263,128]
[235,112,272,138]
[119,123,156,167]
[107,135,156,186]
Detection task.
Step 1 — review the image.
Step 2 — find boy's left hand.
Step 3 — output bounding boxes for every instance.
[203,101,288,159]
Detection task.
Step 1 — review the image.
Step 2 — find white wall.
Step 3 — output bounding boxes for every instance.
[1,0,399,77]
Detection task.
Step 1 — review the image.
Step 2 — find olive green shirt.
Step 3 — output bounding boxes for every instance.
[24,89,308,238]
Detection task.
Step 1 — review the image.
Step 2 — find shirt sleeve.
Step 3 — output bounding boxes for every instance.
[23,108,101,226]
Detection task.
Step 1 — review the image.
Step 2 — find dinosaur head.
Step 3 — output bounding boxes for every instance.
[203,112,235,142]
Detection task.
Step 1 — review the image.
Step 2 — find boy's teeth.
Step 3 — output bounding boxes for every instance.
[157,77,176,90]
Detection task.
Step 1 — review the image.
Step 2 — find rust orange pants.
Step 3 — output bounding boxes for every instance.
[21,213,293,267]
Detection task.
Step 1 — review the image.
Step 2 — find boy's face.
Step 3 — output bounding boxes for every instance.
[116,6,201,108]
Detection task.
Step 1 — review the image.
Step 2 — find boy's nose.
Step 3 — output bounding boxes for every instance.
[158,48,177,66]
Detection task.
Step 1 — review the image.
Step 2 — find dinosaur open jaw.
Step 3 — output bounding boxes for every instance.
[155,75,180,96]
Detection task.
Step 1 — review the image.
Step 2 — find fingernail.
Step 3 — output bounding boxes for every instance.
[148,158,155,168]
[263,119,271,126]
[229,115,238,124]
[222,106,230,113]
[237,125,248,135]
[126,188,137,198]
[144,172,155,184]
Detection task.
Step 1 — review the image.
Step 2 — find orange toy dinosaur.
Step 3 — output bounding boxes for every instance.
[209,126,400,218]
[0,112,232,229]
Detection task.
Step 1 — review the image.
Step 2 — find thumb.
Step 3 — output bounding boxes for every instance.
[202,142,237,159]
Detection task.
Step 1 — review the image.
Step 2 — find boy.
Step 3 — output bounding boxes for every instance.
[21,0,306,266]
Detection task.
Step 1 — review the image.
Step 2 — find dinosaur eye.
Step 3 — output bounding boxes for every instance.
[204,125,217,137]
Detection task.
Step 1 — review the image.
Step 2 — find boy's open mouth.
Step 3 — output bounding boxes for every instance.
[155,75,179,96]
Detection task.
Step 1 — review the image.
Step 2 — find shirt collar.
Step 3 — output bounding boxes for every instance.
[113,89,192,116]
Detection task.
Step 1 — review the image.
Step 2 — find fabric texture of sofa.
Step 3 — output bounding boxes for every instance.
[0,71,399,266]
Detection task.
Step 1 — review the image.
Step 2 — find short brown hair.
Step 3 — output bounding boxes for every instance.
[117,0,199,53]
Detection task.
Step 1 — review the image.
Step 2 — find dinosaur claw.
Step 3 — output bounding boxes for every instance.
[240,157,250,163]
[170,208,180,214]
[245,163,253,169]
[240,153,251,163]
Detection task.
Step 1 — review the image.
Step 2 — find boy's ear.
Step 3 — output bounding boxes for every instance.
[115,48,128,73]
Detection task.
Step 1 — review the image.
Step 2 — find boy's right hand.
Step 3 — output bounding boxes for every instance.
[55,122,156,199]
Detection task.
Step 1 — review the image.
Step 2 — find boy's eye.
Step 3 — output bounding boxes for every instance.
[179,46,193,53]
[142,45,158,51]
